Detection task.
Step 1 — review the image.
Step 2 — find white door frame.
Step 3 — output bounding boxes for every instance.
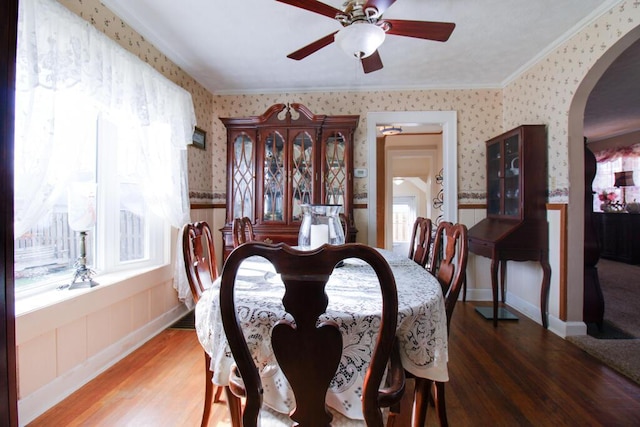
[367,111,458,246]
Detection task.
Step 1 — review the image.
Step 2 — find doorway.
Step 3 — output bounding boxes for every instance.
[366,111,458,247]
[568,25,640,323]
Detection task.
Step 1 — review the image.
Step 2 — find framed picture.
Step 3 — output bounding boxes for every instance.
[192,127,206,150]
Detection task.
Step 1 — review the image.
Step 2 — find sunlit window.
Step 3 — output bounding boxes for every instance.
[14,113,165,294]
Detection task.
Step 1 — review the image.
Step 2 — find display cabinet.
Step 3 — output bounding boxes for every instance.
[468,125,551,328]
[220,104,359,259]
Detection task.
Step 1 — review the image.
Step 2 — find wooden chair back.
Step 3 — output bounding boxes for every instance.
[220,242,400,427]
[408,217,433,268]
[428,222,469,331]
[182,221,227,427]
[182,221,219,304]
[232,217,255,248]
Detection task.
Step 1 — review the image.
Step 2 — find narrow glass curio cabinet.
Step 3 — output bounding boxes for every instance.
[468,125,552,328]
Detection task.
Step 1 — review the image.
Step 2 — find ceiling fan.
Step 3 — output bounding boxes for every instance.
[276,0,456,73]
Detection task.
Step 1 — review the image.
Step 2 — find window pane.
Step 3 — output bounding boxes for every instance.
[14,207,94,289]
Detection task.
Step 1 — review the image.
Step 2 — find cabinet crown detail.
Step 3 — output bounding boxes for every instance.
[219,104,359,259]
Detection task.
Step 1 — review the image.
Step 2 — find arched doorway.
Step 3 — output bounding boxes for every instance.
[567,25,640,325]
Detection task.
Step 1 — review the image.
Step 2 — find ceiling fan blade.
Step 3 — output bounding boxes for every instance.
[287,31,338,60]
[275,0,342,19]
[361,50,383,74]
[384,20,455,42]
[364,0,397,16]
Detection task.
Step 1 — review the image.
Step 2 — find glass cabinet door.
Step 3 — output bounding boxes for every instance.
[231,133,255,220]
[486,135,521,218]
[323,132,347,211]
[290,130,314,222]
[263,130,285,221]
[503,134,521,217]
[487,141,501,215]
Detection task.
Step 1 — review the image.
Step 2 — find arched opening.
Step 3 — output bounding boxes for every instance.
[567,25,640,324]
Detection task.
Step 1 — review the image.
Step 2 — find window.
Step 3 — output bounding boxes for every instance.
[593,155,640,212]
[392,196,416,256]
[14,112,166,294]
[14,0,195,299]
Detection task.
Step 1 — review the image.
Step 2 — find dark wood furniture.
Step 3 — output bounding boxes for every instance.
[219,242,404,426]
[593,212,640,264]
[219,104,359,259]
[584,144,604,328]
[231,217,255,248]
[418,222,468,427]
[182,222,236,427]
[408,217,433,268]
[468,125,551,328]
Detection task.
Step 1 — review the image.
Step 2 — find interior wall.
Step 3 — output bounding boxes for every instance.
[502,3,640,333]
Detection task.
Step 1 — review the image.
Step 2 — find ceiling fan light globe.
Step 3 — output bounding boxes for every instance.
[335,23,385,59]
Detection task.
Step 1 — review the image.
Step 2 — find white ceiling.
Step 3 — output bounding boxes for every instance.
[101,0,640,141]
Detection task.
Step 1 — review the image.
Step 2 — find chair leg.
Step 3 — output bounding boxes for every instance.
[412,377,432,427]
[225,386,243,427]
[213,385,223,403]
[201,352,213,427]
[434,381,449,427]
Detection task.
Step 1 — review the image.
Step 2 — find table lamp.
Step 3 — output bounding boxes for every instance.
[66,182,99,289]
[614,170,635,206]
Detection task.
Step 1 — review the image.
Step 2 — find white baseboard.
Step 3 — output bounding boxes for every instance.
[18,305,189,426]
[464,290,582,339]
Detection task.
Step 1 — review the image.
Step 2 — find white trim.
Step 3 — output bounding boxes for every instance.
[17,304,188,426]
[501,0,622,87]
[367,111,457,246]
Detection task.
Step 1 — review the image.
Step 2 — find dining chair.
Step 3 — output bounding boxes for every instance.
[232,216,255,247]
[408,217,433,268]
[415,221,469,427]
[219,242,405,426]
[339,213,354,243]
[182,221,239,427]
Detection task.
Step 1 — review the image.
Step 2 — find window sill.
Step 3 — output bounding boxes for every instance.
[15,264,172,318]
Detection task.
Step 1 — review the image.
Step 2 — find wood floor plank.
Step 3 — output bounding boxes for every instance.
[28,303,640,426]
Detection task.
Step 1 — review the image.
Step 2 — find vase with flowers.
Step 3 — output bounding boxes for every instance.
[598,190,619,212]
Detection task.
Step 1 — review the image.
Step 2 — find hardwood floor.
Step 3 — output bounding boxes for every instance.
[29,302,640,426]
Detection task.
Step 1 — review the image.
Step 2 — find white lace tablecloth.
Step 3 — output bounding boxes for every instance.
[195,248,448,420]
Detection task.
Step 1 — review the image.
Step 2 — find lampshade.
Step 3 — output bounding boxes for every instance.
[334,22,385,59]
[381,126,402,136]
[393,177,404,186]
[614,171,635,187]
[67,182,97,231]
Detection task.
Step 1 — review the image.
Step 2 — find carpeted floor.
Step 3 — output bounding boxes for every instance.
[568,258,640,385]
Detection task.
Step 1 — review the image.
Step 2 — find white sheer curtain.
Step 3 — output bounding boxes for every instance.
[15,0,195,303]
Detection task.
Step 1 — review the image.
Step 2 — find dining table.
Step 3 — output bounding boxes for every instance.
[194,247,449,421]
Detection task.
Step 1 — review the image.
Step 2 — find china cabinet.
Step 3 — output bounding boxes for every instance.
[468,125,551,328]
[220,104,359,259]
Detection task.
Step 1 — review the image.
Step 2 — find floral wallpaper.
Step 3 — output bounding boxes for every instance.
[212,91,502,204]
[58,0,640,206]
[504,0,640,202]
